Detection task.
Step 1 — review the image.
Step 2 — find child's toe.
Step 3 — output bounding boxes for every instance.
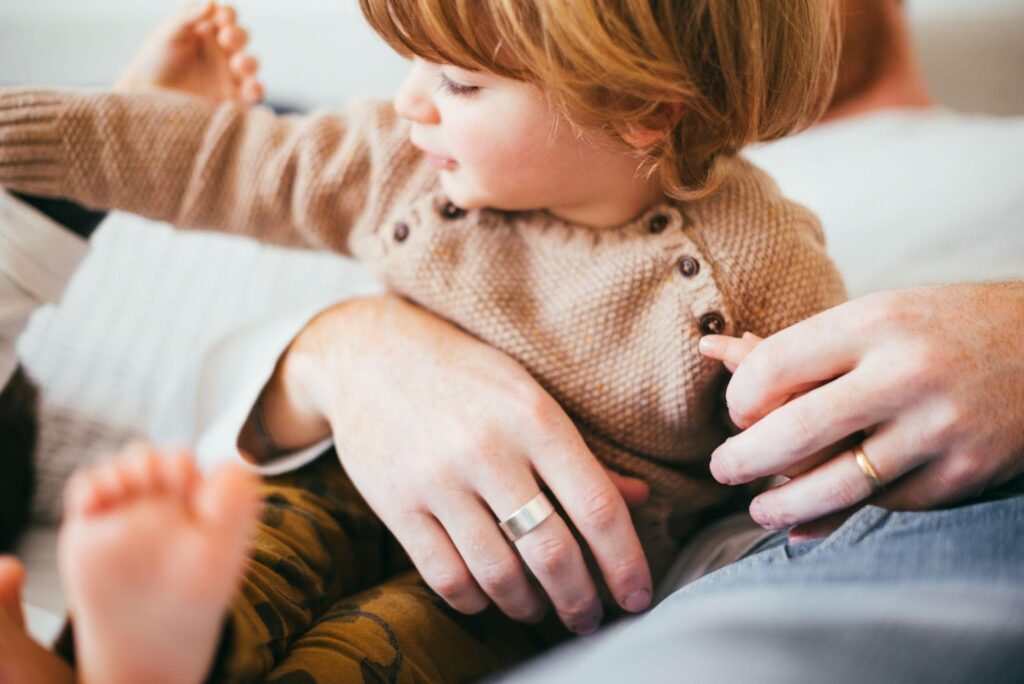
[93,459,135,506]
[194,465,260,541]
[159,451,200,499]
[124,446,165,496]
[63,470,102,517]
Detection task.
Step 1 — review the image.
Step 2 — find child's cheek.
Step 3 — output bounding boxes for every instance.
[453,123,536,186]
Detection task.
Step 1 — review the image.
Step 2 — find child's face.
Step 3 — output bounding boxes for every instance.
[394,59,659,227]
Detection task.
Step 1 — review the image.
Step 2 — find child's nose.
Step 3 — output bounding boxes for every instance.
[394,63,440,125]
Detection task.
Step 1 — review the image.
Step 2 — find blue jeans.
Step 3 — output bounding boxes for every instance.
[503,482,1024,683]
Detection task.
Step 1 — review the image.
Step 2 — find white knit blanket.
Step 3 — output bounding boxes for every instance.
[19,213,379,525]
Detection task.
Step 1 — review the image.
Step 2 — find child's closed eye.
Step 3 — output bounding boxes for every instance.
[437,72,479,97]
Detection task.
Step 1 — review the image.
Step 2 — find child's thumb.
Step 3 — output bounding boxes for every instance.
[606,470,650,508]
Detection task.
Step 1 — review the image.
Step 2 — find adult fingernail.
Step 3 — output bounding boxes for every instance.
[624,588,651,612]
[524,608,547,624]
[750,499,770,527]
[576,616,601,635]
[787,531,813,545]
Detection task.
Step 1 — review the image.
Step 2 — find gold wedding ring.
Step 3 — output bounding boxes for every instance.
[853,443,883,494]
[498,492,556,542]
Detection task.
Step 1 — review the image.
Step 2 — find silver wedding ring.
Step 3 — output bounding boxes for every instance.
[498,492,556,542]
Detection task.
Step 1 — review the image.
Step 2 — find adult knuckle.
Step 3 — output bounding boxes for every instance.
[428,565,473,601]
[826,472,864,508]
[784,406,819,455]
[866,290,911,327]
[558,593,597,623]
[604,555,647,592]
[940,454,981,494]
[464,423,504,458]
[518,387,563,434]
[476,557,521,597]
[930,400,965,445]
[530,534,573,577]
[899,342,944,393]
[578,486,622,533]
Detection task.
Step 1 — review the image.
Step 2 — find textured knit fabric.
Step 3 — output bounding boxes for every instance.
[0,87,847,581]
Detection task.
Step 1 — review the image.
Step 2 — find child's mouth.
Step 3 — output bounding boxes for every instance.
[424,152,458,171]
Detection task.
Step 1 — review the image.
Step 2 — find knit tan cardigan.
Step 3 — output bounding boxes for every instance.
[0,88,846,582]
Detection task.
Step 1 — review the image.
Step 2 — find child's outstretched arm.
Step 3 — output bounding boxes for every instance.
[0,88,420,254]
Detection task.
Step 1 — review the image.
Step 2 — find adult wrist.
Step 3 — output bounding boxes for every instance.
[236,310,341,461]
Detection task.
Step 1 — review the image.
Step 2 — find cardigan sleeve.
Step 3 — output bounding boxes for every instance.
[188,306,336,476]
[0,88,420,254]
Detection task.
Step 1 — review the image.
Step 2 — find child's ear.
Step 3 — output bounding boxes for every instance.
[618,103,685,149]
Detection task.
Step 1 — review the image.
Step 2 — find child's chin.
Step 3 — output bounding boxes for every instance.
[437,177,484,210]
[439,176,528,213]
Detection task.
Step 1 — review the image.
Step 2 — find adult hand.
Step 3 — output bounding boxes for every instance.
[699,283,1024,535]
[263,294,653,634]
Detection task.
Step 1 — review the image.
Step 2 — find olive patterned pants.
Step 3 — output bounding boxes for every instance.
[210,450,568,683]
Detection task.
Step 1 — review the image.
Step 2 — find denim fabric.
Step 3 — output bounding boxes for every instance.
[503,485,1024,683]
[670,487,1024,602]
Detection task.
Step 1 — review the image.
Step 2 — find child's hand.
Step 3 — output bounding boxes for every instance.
[699,285,1024,544]
[700,331,850,540]
[115,2,263,105]
[699,331,763,373]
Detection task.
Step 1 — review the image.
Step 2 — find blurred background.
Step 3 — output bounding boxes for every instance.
[3,0,1024,115]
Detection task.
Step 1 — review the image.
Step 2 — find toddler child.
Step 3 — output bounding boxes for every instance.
[0,0,846,681]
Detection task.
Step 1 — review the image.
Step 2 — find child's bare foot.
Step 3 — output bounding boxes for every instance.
[58,445,260,684]
[116,1,264,104]
[0,557,75,684]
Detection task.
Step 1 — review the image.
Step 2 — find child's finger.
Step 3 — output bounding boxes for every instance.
[195,20,216,38]
[182,1,216,23]
[167,2,217,44]
[171,2,216,35]
[698,334,760,372]
[606,469,650,508]
[241,79,264,105]
[214,4,237,27]
[230,52,259,77]
[217,24,248,52]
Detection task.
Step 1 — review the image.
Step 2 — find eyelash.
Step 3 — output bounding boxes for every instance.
[437,73,479,97]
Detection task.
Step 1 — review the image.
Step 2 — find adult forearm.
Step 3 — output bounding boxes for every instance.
[236,302,359,462]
